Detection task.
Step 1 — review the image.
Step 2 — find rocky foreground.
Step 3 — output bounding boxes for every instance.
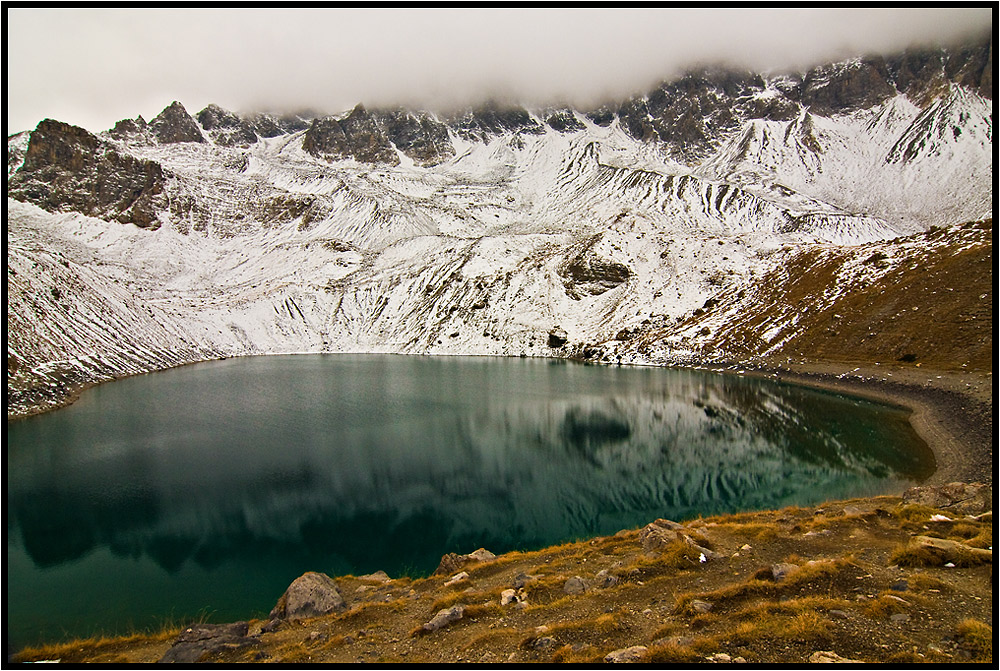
[13,482,992,664]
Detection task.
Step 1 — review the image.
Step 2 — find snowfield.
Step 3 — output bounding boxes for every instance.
[6,79,993,417]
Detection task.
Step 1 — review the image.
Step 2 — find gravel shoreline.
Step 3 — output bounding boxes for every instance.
[747,361,993,487]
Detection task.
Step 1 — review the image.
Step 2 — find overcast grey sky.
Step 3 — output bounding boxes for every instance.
[5,6,993,134]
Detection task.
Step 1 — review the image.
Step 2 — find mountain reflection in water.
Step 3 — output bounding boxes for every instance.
[7,355,933,646]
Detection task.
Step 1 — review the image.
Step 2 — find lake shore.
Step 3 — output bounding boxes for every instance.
[9,354,993,491]
[752,360,992,487]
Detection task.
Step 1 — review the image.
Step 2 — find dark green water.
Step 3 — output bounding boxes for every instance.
[6,354,933,650]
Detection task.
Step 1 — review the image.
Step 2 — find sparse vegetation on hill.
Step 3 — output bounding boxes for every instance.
[13,486,991,664]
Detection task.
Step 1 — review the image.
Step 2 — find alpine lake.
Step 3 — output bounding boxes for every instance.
[6,354,934,650]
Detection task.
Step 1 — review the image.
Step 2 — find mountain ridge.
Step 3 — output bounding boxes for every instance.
[6,36,994,419]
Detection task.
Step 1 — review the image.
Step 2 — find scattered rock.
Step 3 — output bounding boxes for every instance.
[909,535,993,565]
[771,562,799,582]
[563,576,588,595]
[707,652,732,662]
[358,570,391,583]
[500,589,519,606]
[532,636,558,652]
[259,619,282,634]
[512,572,539,589]
[269,571,347,621]
[890,613,911,624]
[596,569,619,588]
[690,599,714,614]
[808,650,864,663]
[444,571,469,587]
[902,482,992,515]
[842,506,865,516]
[639,520,684,552]
[158,622,257,663]
[604,645,648,663]
[417,605,465,635]
[434,548,496,576]
[829,610,850,620]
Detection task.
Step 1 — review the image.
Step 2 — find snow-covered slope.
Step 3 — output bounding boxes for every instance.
[6,45,994,418]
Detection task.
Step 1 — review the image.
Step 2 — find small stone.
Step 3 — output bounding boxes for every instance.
[707,652,732,662]
[771,563,799,582]
[533,636,558,652]
[890,613,911,624]
[809,650,863,663]
[843,506,864,516]
[563,576,588,595]
[690,599,714,614]
[829,609,850,620]
[500,589,518,606]
[889,579,908,592]
[513,572,539,589]
[740,544,752,551]
[419,605,465,634]
[358,570,391,583]
[444,571,469,586]
[605,645,648,663]
[596,569,619,588]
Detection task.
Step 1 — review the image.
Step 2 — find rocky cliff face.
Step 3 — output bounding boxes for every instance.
[149,100,207,144]
[303,104,400,165]
[8,119,167,228]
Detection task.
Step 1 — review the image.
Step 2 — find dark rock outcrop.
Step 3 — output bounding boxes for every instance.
[8,119,167,228]
[558,240,632,299]
[798,58,898,115]
[197,104,258,147]
[545,109,586,133]
[303,104,399,165]
[149,101,207,144]
[107,115,154,144]
[372,108,455,166]
[158,622,258,663]
[448,102,545,142]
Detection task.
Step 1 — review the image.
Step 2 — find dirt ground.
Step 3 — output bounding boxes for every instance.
[14,491,991,664]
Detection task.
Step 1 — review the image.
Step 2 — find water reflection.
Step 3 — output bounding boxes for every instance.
[6,355,933,646]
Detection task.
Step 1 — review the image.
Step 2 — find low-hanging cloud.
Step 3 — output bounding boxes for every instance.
[6,7,993,134]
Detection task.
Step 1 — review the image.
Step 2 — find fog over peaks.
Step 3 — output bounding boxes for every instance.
[6,7,993,134]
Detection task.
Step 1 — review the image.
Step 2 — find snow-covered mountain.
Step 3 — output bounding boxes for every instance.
[6,36,994,418]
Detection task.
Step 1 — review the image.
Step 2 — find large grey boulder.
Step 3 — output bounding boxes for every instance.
[269,571,346,621]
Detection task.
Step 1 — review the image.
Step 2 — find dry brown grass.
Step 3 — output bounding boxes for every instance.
[956,619,993,662]
[12,626,182,663]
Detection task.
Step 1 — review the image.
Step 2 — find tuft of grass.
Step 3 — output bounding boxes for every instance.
[888,544,941,568]
[13,625,184,663]
[273,641,313,663]
[956,619,993,662]
[337,597,409,623]
[905,572,949,592]
[644,641,705,663]
[520,611,626,650]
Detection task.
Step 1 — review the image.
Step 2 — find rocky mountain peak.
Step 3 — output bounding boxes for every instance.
[449,101,545,142]
[8,118,167,228]
[370,108,455,166]
[302,105,399,165]
[149,101,207,144]
[197,104,259,147]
